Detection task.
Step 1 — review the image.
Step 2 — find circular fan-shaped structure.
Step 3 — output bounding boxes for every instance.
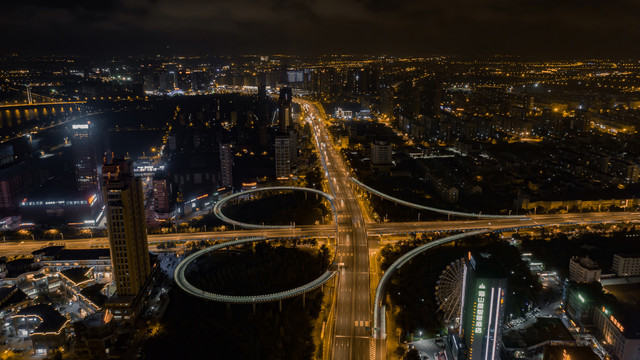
[435,258,465,324]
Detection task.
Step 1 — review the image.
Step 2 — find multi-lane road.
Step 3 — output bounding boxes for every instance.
[2,212,637,257]
[300,99,373,360]
[0,226,336,257]
[368,211,640,235]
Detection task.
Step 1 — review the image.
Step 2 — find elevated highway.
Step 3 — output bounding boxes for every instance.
[212,186,337,230]
[350,177,528,220]
[173,236,337,304]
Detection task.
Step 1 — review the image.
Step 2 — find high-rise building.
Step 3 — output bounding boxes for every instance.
[278,86,292,131]
[71,122,100,191]
[275,134,291,179]
[288,129,298,166]
[102,159,150,323]
[152,173,171,217]
[459,253,507,360]
[220,142,233,188]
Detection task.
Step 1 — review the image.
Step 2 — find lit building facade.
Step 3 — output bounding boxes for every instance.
[569,256,601,283]
[460,253,507,360]
[71,122,100,191]
[152,173,171,217]
[219,142,233,188]
[593,305,640,360]
[275,134,291,179]
[102,160,150,323]
[611,254,640,277]
[278,86,292,131]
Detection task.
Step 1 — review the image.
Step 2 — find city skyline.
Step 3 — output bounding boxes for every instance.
[1,19,640,357]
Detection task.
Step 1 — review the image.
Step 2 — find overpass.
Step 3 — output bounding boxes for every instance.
[350,177,529,220]
[173,236,337,306]
[176,186,340,308]
[366,212,640,236]
[372,230,490,360]
[0,101,86,109]
[212,186,337,230]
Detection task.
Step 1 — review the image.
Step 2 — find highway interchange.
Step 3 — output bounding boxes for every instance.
[1,99,639,360]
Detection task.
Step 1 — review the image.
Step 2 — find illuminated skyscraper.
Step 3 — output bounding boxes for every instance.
[275,134,290,179]
[278,86,292,131]
[102,159,150,323]
[71,122,100,191]
[220,142,233,188]
[459,253,507,360]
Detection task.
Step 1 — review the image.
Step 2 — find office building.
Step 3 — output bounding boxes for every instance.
[288,129,298,166]
[458,253,507,360]
[370,140,393,167]
[278,86,292,131]
[611,254,640,277]
[152,173,171,218]
[563,283,598,331]
[569,256,601,283]
[220,142,233,188]
[542,346,600,360]
[564,281,640,360]
[71,122,100,191]
[275,134,291,179]
[19,187,102,226]
[102,159,151,323]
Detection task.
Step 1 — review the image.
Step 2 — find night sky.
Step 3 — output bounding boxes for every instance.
[1,0,639,57]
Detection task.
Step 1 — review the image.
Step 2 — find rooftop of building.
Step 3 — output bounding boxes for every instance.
[542,345,600,360]
[51,248,111,261]
[60,267,92,285]
[0,285,28,310]
[503,317,574,350]
[16,304,67,334]
[81,311,113,327]
[614,253,640,259]
[5,258,34,278]
[31,245,65,257]
[21,174,97,204]
[469,252,507,279]
[571,256,600,270]
[80,283,108,308]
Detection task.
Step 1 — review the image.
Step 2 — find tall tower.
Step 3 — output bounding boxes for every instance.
[275,135,291,179]
[72,122,100,191]
[459,252,507,360]
[102,160,150,299]
[278,86,292,131]
[219,142,233,188]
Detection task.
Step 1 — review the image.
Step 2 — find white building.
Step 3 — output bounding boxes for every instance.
[370,140,393,170]
[611,254,640,277]
[569,256,601,283]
